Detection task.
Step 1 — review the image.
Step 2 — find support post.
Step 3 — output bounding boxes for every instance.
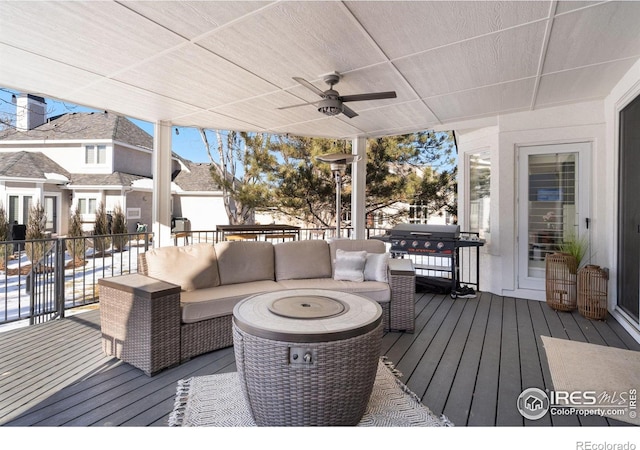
[152,121,173,247]
[351,137,367,239]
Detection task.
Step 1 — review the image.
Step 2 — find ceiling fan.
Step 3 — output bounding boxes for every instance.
[279,72,397,118]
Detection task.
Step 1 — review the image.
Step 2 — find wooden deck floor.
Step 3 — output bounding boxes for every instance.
[1,292,639,427]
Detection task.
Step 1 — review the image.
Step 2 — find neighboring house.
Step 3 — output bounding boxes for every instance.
[0,94,227,236]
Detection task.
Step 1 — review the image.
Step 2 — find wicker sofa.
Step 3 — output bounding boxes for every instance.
[99,238,415,375]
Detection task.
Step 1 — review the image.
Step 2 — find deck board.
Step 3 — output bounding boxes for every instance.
[0,294,638,427]
[467,294,503,426]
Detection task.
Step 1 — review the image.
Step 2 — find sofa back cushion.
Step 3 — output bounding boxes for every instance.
[214,241,275,285]
[142,243,219,291]
[274,240,332,281]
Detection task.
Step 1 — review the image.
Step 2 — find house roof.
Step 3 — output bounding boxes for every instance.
[0,112,153,150]
[68,172,146,187]
[173,160,222,192]
[0,151,70,181]
[2,2,640,138]
[0,111,222,193]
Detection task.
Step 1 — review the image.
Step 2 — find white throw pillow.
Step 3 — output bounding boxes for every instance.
[364,252,389,282]
[333,249,367,282]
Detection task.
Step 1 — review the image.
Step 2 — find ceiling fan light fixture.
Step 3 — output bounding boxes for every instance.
[318,98,342,116]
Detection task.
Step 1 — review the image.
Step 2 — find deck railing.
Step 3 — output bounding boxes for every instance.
[0,227,479,330]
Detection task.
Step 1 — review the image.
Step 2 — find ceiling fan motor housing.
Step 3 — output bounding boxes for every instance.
[318,98,342,116]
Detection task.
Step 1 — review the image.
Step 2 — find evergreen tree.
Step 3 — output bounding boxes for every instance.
[24,201,47,263]
[93,202,111,255]
[111,204,127,252]
[66,207,85,263]
[0,201,9,267]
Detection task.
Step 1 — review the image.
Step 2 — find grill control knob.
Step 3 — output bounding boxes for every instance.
[400,240,406,247]
[424,241,431,248]
[412,240,419,247]
[437,241,445,249]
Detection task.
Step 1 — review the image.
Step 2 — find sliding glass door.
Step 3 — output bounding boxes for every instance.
[618,95,640,322]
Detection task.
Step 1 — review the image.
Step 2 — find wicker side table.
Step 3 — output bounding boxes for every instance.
[233,289,383,426]
[388,258,416,332]
[99,274,181,376]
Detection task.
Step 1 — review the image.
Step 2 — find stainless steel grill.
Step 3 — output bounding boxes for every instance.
[374,224,484,297]
[377,224,461,256]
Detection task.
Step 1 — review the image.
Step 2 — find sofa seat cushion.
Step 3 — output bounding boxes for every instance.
[144,243,219,291]
[274,240,332,280]
[276,279,390,304]
[180,280,281,323]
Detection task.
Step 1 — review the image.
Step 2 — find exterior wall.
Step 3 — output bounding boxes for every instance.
[113,144,152,177]
[457,101,607,301]
[0,141,113,174]
[457,126,499,295]
[0,181,70,236]
[122,190,152,233]
[174,194,228,231]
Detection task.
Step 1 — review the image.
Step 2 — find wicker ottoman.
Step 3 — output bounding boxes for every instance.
[232,289,383,426]
[99,274,181,376]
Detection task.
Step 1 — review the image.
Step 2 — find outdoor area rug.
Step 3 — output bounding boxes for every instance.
[168,358,453,427]
[541,335,640,426]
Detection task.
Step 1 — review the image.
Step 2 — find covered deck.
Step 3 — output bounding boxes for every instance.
[1,292,638,427]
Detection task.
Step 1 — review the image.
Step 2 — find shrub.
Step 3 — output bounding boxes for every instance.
[66,207,86,263]
[93,202,111,255]
[111,204,128,252]
[0,202,10,268]
[24,201,49,264]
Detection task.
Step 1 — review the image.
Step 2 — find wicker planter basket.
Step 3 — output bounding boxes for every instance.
[577,265,608,320]
[545,252,578,311]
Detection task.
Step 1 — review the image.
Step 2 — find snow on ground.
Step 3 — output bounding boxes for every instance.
[0,241,148,333]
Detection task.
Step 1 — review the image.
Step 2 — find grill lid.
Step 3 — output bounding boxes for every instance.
[384,224,460,240]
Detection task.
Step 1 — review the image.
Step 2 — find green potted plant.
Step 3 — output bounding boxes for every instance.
[558,231,589,271]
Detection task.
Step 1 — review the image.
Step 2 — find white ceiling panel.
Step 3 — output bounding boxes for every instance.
[426,78,536,122]
[0,1,186,75]
[122,1,272,40]
[348,0,552,59]
[69,79,206,123]
[0,44,103,98]
[536,59,640,107]
[345,101,440,136]
[196,1,386,88]
[1,1,640,139]
[544,1,640,74]
[114,45,278,109]
[395,21,545,100]
[169,109,265,133]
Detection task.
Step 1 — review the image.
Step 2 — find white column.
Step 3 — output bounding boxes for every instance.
[351,136,367,239]
[153,121,173,247]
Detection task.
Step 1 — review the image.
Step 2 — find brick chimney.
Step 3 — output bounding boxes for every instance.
[15,94,46,131]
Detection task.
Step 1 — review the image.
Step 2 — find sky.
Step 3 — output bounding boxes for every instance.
[0,87,213,163]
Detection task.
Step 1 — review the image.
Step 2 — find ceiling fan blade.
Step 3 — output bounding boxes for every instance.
[292,77,325,97]
[340,91,397,102]
[277,101,319,110]
[342,104,359,118]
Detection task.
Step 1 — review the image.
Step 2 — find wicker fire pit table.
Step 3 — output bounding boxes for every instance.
[232,288,383,426]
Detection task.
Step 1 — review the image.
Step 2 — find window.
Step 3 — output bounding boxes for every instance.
[468,152,490,239]
[408,202,429,224]
[85,145,106,164]
[77,198,97,215]
[8,194,32,224]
